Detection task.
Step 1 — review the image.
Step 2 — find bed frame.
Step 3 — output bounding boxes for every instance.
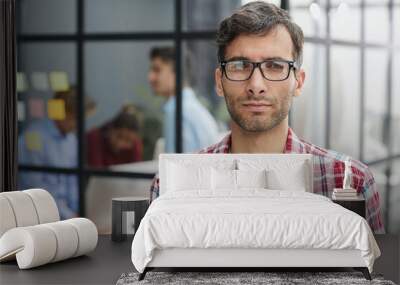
[138,248,371,280]
[137,154,372,281]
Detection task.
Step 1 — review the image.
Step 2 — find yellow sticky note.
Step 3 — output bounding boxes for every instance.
[25,132,42,151]
[47,99,66,120]
[17,72,28,92]
[49,71,69,92]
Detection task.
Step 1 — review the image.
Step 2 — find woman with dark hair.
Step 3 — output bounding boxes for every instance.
[86,104,143,168]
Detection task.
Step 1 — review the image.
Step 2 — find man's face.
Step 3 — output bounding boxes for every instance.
[148,57,176,97]
[108,127,137,153]
[215,25,305,133]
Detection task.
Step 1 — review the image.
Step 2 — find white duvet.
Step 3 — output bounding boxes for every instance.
[131,190,380,273]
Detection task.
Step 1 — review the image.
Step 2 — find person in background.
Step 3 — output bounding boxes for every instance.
[18,88,95,219]
[86,104,143,168]
[148,46,220,153]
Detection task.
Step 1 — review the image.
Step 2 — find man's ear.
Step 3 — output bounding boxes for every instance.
[294,69,305,98]
[215,68,224,98]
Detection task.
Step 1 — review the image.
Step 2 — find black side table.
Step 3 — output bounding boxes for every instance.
[332,195,366,218]
[112,197,149,242]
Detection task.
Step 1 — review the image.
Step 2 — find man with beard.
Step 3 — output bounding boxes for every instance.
[148,1,384,233]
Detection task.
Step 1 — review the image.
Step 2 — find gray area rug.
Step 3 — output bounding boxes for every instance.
[116,271,396,285]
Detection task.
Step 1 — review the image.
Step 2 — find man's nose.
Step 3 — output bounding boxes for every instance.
[246,67,267,96]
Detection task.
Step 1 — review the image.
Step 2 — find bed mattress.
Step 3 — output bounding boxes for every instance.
[131,190,380,273]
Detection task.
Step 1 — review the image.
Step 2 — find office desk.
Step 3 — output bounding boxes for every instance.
[0,235,399,285]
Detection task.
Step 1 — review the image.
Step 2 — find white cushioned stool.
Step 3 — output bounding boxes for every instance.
[0,189,59,236]
[0,189,98,269]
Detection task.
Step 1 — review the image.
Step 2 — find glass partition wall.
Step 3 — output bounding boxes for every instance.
[17,0,399,233]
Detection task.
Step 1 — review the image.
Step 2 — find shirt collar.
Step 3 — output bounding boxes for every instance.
[163,87,195,112]
[284,127,306,154]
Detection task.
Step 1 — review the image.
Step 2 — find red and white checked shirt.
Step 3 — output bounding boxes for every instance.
[149,128,384,233]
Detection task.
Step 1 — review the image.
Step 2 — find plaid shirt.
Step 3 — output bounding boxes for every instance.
[149,128,384,233]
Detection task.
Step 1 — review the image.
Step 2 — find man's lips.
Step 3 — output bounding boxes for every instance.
[242,101,273,112]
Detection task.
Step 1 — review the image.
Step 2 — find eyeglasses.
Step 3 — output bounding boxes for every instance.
[220,59,298,82]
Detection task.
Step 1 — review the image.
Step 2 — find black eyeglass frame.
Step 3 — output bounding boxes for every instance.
[220,59,299,82]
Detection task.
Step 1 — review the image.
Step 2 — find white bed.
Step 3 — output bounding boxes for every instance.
[131,154,380,280]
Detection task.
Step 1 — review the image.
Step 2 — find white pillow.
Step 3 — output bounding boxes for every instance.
[236,169,267,189]
[211,168,267,191]
[266,162,307,191]
[167,162,212,192]
[211,168,237,191]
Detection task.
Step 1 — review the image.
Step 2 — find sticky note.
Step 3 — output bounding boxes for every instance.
[17,101,25,121]
[31,72,49,91]
[47,99,66,120]
[17,72,28,92]
[25,131,42,151]
[28,98,45,118]
[49,71,69,92]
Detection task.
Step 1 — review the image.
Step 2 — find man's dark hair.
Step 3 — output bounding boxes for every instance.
[149,46,195,86]
[149,46,175,64]
[54,87,96,116]
[216,1,304,66]
[54,88,77,115]
[110,104,141,132]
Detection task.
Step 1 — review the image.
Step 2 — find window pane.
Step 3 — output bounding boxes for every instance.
[291,43,327,148]
[181,41,228,152]
[368,163,389,230]
[84,41,172,168]
[18,171,78,219]
[394,6,400,46]
[85,175,154,234]
[370,159,400,234]
[330,0,361,42]
[365,6,390,44]
[17,43,77,168]
[364,0,390,5]
[364,49,389,161]
[389,159,400,233]
[84,0,174,33]
[392,51,400,155]
[290,1,327,38]
[18,43,76,83]
[18,0,76,34]
[330,46,360,159]
[330,0,361,4]
[290,0,313,5]
[182,0,240,31]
